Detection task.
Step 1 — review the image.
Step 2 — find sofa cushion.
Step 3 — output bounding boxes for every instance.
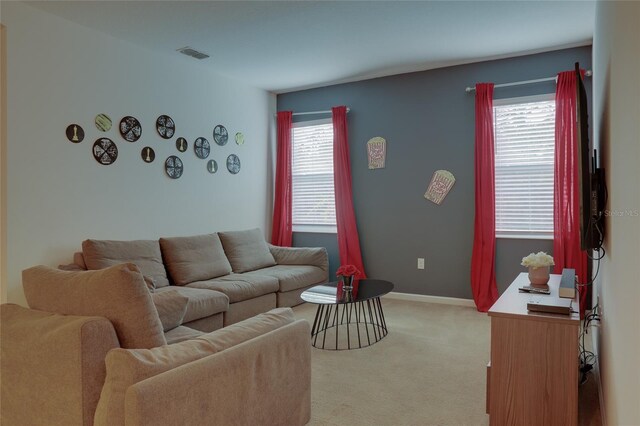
[94,308,295,426]
[159,233,232,285]
[218,228,276,273]
[154,286,229,323]
[186,274,279,303]
[243,265,327,292]
[82,239,170,288]
[150,290,188,332]
[22,263,166,349]
[164,325,205,344]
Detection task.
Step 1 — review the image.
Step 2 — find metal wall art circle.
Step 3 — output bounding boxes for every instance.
[194,137,210,159]
[207,159,218,174]
[95,114,112,132]
[93,138,118,165]
[66,124,84,143]
[226,154,241,174]
[176,137,188,152]
[156,115,175,139]
[235,132,244,145]
[165,155,183,179]
[141,146,155,163]
[213,124,228,146]
[119,116,142,142]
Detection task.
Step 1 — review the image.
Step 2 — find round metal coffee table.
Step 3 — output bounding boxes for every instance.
[301,279,393,350]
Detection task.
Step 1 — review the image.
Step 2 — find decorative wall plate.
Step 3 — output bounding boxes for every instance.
[119,116,142,142]
[141,147,155,163]
[235,132,244,145]
[95,114,112,132]
[213,125,228,146]
[207,159,218,174]
[66,124,84,143]
[156,115,175,139]
[93,138,118,165]
[226,154,241,174]
[176,137,188,152]
[194,137,211,159]
[367,137,387,169]
[165,155,183,179]
[424,170,456,205]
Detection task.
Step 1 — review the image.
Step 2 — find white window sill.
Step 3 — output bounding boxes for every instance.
[496,234,553,240]
[293,224,337,234]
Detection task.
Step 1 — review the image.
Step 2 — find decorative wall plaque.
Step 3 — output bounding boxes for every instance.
[119,116,142,142]
[95,114,112,132]
[213,125,228,146]
[141,147,155,163]
[66,124,84,143]
[176,137,188,152]
[92,138,118,165]
[235,132,245,145]
[367,137,386,169]
[156,115,175,139]
[226,154,241,174]
[424,170,456,205]
[194,137,211,159]
[207,159,218,174]
[165,156,183,179]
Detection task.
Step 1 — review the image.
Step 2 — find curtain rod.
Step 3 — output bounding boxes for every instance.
[465,70,592,93]
[274,107,350,117]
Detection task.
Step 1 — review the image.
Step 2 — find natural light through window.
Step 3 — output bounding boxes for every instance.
[494,95,555,239]
[292,120,336,233]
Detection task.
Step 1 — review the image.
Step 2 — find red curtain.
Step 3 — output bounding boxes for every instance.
[553,70,588,314]
[271,111,293,247]
[471,83,499,312]
[332,106,366,278]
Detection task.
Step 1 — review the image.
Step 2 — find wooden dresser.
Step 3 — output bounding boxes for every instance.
[487,273,580,426]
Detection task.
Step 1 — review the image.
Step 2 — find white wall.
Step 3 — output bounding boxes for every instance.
[1,3,276,305]
[592,1,640,425]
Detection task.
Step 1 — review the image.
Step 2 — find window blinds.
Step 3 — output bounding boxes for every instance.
[292,122,336,230]
[494,99,556,238]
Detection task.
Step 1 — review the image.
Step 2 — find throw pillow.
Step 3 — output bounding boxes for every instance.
[22,263,166,349]
[159,233,232,285]
[218,228,276,273]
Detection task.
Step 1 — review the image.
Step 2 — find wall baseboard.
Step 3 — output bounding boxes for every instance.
[384,291,476,307]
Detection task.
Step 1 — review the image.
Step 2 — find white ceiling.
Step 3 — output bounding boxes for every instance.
[27,1,595,93]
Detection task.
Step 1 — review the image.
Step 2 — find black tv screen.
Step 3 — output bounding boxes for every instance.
[575,62,593,250]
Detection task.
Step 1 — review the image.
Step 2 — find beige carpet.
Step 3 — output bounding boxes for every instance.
[292,298,491,426]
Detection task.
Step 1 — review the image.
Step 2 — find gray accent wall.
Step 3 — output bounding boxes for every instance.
[278,46,592,300]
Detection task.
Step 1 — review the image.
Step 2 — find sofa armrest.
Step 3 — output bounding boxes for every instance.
[268,244,329,271]
[0,304,120,426]
[123,320,311,426]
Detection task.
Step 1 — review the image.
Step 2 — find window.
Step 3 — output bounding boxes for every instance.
[494,94,555,239]
[292,119,336,233]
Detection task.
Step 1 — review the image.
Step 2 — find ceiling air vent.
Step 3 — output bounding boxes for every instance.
[177,46,210,60]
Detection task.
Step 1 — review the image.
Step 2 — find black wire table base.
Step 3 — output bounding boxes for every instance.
[309,297,389,350]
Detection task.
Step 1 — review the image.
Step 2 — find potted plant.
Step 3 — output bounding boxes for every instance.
[521,252,555,287]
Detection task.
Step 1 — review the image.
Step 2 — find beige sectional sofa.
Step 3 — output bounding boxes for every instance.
[69,228,328,333]
[1,262,312,426]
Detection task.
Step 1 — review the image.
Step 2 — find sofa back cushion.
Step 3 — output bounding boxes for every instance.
[159,233,232,285]
[23,263,166,349]
[82,239,170,288]
[150,290,189,332]
[218,228,276,273]
[94,308,295,426]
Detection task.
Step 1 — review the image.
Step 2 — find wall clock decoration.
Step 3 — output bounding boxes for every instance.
[165,155,183,179]
[194,137,211,159]
[207,159,218,174]
[66,124,84,143]
[156,115,175,139]
[226,154,241,174]
[92,138,118,165]
[424,170,456,205]
[141,146,155,163]
[367,137,387,169]
[176,137,188,152]
[235,132,244,145]
[119,116,142,142]
[213,125,228,146]
[95,114,112,132]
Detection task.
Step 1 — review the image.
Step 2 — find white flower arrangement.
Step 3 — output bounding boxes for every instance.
[521,251,555,268]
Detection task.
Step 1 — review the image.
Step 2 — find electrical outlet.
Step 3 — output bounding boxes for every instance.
[417,258,425,270]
